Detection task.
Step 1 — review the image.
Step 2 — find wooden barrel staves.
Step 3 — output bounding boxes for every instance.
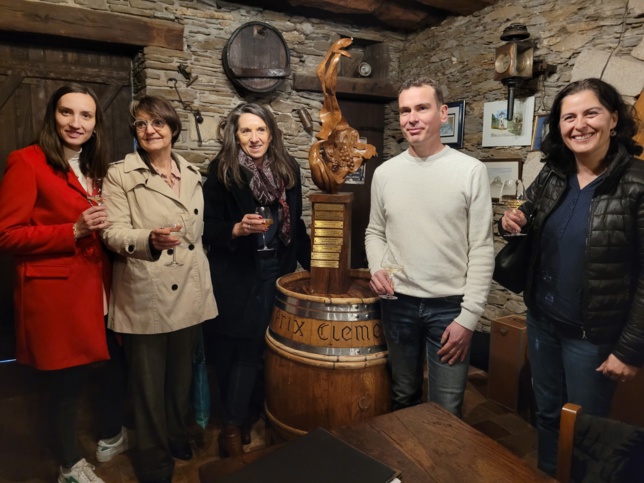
[265,270,391,440]
[222,21,290,93]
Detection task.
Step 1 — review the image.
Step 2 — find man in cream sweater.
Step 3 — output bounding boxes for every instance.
[365,77,494,417]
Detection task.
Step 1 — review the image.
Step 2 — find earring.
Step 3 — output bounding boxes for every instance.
[610,129,617,137]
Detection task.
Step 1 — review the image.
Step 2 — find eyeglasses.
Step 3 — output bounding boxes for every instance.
[133,119,166,131]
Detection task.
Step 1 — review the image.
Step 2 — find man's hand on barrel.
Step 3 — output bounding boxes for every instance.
[370,269,394,296]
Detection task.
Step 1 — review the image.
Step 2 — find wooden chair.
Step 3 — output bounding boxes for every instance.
[556,403,582,483]
[556,403,644,483]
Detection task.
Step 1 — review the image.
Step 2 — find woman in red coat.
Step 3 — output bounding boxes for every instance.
[0,84,113,483]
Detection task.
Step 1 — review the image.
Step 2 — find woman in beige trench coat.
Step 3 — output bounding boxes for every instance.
[102,96,217,483]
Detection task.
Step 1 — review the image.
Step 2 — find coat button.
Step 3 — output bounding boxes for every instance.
[168,248,174,255]
[172,284,178,291]
[188,244,195,250]
[127,245,135,253]
[194,208,199,214]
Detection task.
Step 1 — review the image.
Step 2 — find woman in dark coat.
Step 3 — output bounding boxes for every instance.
[203,102,310,456]
[500,78,644,476]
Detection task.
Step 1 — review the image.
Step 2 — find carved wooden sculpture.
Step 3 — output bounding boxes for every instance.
[309,38,377,193]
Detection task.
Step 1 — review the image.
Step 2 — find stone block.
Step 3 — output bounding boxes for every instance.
[632,38,644,61]
[551,33,593,53]
[630,0,644,17]
[603,56,644,97]
[571,49,610,82]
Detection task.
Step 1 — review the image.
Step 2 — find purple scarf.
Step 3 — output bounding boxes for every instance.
[238,151,291,245]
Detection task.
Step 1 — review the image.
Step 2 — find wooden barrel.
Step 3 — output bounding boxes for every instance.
[222,21,290,93]
[265,270,391,441]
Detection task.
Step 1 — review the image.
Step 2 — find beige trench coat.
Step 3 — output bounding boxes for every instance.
[102,151,218,334]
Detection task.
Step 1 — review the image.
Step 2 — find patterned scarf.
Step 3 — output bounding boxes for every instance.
[238,150,291,245]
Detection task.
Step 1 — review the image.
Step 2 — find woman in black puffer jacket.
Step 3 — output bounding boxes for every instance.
[500,78,644,477]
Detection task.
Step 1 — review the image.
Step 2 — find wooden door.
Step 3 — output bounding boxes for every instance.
[337,99,386,269]
[0,39,133,361]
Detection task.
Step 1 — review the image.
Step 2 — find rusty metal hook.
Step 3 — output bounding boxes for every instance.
[168,78,204,146]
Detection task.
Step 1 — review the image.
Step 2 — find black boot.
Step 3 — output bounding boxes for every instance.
[218,424,243,457]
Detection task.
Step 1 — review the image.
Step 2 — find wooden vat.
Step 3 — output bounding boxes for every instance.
[222,21,290,93]
[265,270,391,440]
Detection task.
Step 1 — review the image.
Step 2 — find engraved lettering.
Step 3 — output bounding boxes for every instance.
[332,325,341,342]
[354,324,370,341]
[279,312,289,331]
[342,326,352,341]
[318,322,329,340]
[373,322,382,339]
[293,318,305,337]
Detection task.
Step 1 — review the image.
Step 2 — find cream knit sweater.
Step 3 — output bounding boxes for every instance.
[365,146,494,331]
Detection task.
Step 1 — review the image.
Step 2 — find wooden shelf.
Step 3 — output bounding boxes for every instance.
[293,73,397,102]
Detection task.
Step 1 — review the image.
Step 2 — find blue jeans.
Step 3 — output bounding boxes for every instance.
[381,293,469,417]
[526,310,617,476]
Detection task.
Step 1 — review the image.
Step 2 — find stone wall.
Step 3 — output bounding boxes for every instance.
[35,0,407,227]
[29,0,644,332]
[401,0,644,330]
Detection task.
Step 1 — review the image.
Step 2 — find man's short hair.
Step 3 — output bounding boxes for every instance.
[398,77,445,107]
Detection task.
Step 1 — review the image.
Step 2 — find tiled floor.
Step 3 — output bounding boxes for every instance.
[0,364,537,482]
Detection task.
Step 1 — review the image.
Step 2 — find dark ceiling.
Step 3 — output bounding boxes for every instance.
[220,0,497,31]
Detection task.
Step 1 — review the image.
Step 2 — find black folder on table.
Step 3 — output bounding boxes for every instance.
[220,427,401,483]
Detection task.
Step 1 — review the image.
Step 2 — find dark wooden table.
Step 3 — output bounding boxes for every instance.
[200,402,555,482]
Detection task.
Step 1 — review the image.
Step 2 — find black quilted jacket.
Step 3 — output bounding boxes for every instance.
[519,145,644,367]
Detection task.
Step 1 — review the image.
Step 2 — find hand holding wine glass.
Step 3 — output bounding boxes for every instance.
[163,216,186,267]
[380,246,403,300]
[500,179,527,237]
[87,177,108,206]
[255,206,275,252]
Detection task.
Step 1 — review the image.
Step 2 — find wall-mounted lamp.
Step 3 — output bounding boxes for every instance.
[494,24,556,120]
[178,63,199,87]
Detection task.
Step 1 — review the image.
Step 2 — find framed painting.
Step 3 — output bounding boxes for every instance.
[482,158,523,201]
[530,113,549,151]
[440,100,465,148]
[482,97,535,147]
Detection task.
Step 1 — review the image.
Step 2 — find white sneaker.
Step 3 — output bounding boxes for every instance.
[96,427,131,463]
[58,458,104,483]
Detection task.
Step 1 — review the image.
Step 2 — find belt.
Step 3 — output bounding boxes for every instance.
[553,321,588,340]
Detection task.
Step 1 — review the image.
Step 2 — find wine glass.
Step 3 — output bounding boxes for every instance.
[164,216,186,267]
[499,179,527,237]
[255,206,275,252]
[87,178,105,205]
[380,246,403,300]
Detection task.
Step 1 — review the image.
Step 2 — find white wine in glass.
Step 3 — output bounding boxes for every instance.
[87,178,105,205]
[500,179,528,237]
[164,216,186,267]
[255,206,275,252]
[380,246,403,300]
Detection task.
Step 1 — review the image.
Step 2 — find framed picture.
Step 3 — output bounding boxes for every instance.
[344,164,366,184]
[482,97,535,147]
[482,158,522,201]
[440,100,465,148]
[530,113,549,151]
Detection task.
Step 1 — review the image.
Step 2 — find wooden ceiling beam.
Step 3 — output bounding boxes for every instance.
[288,0,381,14]
[0,0,184,51]
[416,0,494,16]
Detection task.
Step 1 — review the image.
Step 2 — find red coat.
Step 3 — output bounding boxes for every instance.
[0,145,110,370]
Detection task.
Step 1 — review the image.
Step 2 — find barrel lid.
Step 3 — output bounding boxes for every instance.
[222,21,291,93]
